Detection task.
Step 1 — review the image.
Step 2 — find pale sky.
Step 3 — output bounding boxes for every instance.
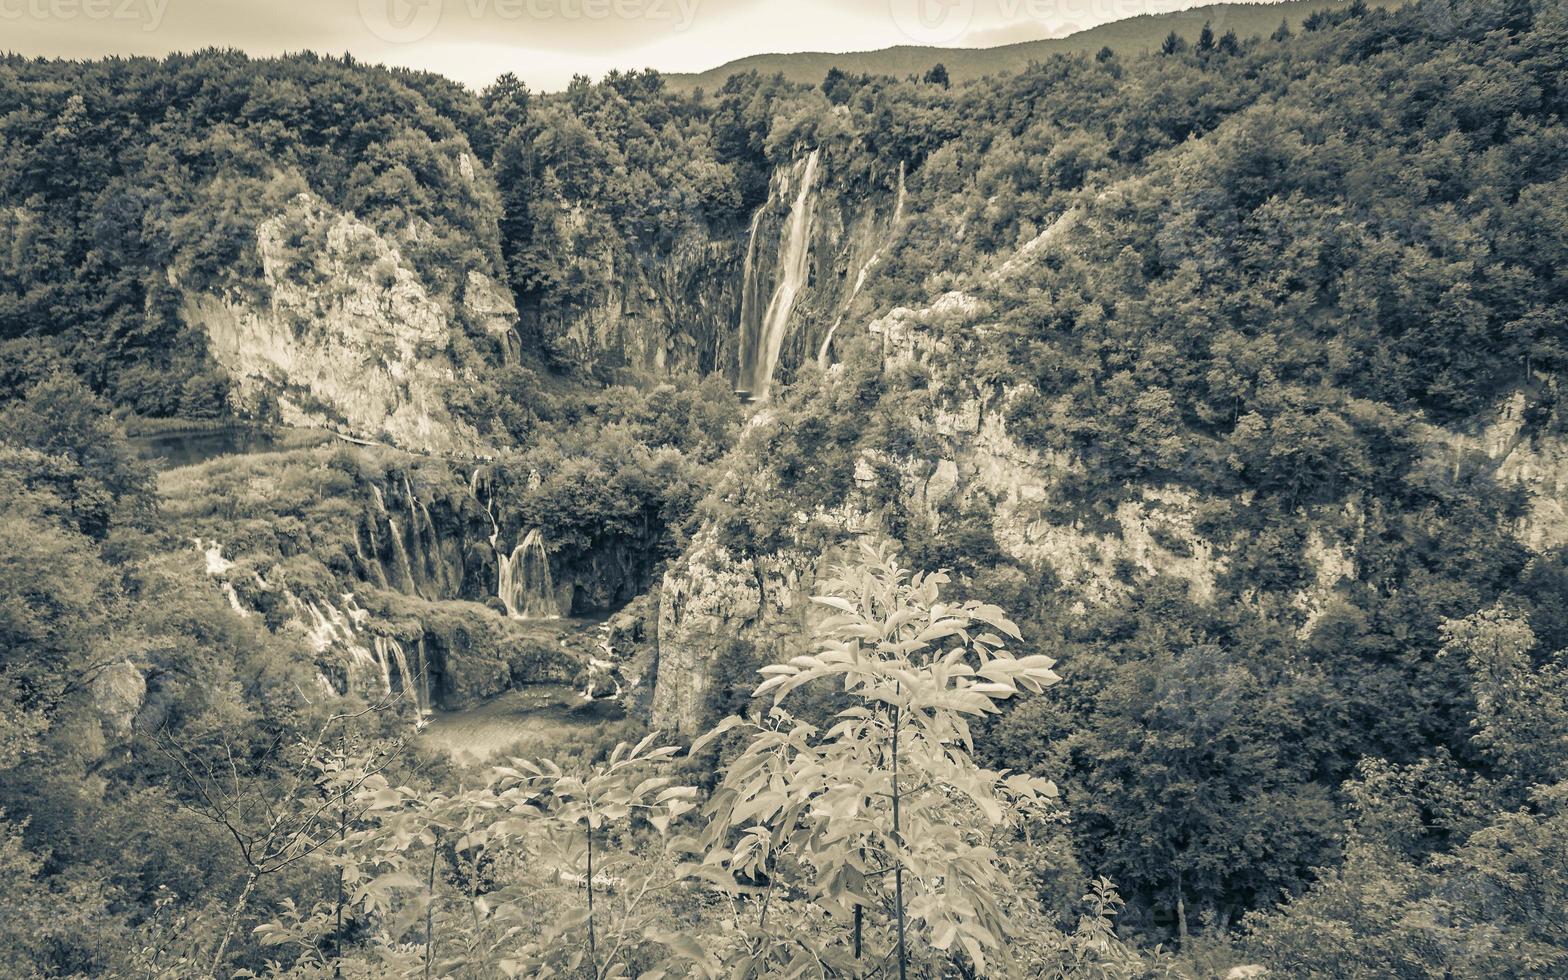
[1,0,1277,91]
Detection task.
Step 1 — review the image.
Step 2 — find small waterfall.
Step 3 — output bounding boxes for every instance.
[401,474,450,597]
[374,635,430,715]
[415,636,432,711]
[195,538,233,576]
[362,477,468,600]
[735,208,766,393]
[739,149,823,401]
[386,516,420,596]
[820,160,908,367]
[470,467,502,554]
[498,528,560,620]
[366,484,416,592]
[370,635,396,699]
[354,530,390,589]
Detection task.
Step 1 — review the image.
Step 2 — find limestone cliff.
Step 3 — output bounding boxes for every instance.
[651,532,845,730]
[178,193,492,454]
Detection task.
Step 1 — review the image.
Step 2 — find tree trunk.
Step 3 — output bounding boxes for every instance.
[892,697,907,980]
[334,789,347,977]
[425,840,439,980]
[211,870,258,978]
[586,823,599,979]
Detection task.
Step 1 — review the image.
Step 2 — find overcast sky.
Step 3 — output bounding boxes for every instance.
[2,0,1278,91]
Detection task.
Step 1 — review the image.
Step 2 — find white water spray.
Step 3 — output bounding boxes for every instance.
[498,528,560,620]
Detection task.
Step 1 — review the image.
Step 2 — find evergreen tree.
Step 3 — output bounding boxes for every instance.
[1197,21,1217,54]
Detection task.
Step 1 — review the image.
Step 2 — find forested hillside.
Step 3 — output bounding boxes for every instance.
[1,0,1566,976]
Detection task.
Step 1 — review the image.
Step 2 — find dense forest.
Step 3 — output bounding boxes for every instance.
[2,0,1566,976]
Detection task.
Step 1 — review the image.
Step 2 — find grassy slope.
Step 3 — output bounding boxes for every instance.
[667,0,1406,91]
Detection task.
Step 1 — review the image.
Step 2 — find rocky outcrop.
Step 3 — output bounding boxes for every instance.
[1418,386,1568,553]
[179,193,485,454]
[651,531,842,732]
[91,660,147,741]
[536,213,747,377]
[464,271,520,346]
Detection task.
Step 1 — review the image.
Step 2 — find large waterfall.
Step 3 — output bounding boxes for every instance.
[737,149,823,401]
[499,528,560,620]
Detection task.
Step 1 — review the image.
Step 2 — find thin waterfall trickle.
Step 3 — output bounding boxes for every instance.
[820,160,907,367]
[821,160,909,366]
[370,635,396,700]
[354,529,390,589]
[415,636,432,711]
[386,516,419,596]
[498,528,560,620]
[362,478,470,601]
[738,149,823,401]
[471,467,501,553]
[734,208,766,392]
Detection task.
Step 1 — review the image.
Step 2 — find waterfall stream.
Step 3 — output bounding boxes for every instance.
[735,208,766,391]
[373,635,431,715]
[737,149,823,401]
[498,528,560,620]
[363,479,459,601]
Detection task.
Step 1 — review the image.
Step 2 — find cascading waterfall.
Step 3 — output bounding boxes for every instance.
[373,635,431,715]
[498,528,560,620]
[368,484,421,594]
[737,148,823,401]
[820,160,908,367]
[195,537,436,721]
[364,478,460,600]
[402,474,453,599]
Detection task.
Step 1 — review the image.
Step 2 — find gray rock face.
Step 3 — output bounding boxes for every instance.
[537,154,905,387]
[464,270,519,341]
[651,532,840,733]
[1418,387,1568,553]
[91,660,147,740]
[179,193,485,454]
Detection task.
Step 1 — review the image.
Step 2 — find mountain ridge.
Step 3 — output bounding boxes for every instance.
[666,0,1406,90]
